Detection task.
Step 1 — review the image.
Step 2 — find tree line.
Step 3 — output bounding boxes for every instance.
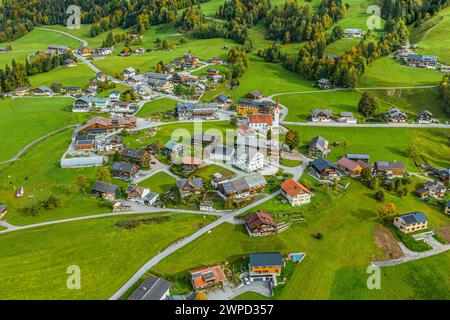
[265,0,347,43]
[0,0,210,42]
[0,50,76,92]
[381,0,449,25]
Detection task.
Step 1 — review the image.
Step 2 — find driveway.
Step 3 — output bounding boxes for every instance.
[207,282,272,300]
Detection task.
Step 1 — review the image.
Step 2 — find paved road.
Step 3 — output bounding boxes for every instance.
[373,239,450,267]
[281,121,449,128]
[109,189,282,300]
[0,124,78,165]
[34,27,88,47]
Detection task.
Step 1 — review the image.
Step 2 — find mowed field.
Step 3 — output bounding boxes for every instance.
[0,97,89,163]
[289,126,450,171]
[153,178,450,300]
[0,28,81,68]
[358,56,444,87]
[415,6,450,65]
[136,98,177,118]
[29,63,96,88]
[0,130,110,226]
[0,213,216,299]
[280,88,449,122]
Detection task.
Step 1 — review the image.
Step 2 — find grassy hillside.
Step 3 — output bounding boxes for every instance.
[0,97,89,163]
[0,213,216,299]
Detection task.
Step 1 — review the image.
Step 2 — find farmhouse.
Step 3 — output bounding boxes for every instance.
[281,178,312,206]
[164,140,185,158]
[177,102,219,120]
[374,161,405,176]
[128,277,171,300]
[121,148,151,167]
[310,109,333,122]
[111,162,139,181]
[308,136,329,158]
[199,201,214,212]
[218,173,267,200]
[15,86,30,96]
[181,156,202,172]
[415,181,447,200]
[64,59,77,67]
[189,265,226,291]
[385,108,407,123]
[404,53,438,68]
[344,28,362,38]
[311,158,339,180]
[78,46,91,56]
[337,157,365,176]
[316,78,333,89]
[248,114,273,132]
[248,252,283,283]
[445,201,450,215]
[194,83,206,95]
[236,100,274,115]
[245,91,263,100]
[91,180,121,200]
[148,78,173,92]
[65,87,83,96]
[244,211,277,237]
[209,57,224,64]
[394,212,429,234]
[346,154,370,163]
[209,144,235,162]
[76,116,137,134]
[0,205,7,219]
[338,112,357,124]
[176,178,203,198]
[33,85,53,95]
[234,150,265,172]
[123,67,136,79]
[126,186,159,206]
[75,134,96,150]
[108,90,121,101]
[417,110,434,124]
[214,94,232,107]
[147,72,172,82]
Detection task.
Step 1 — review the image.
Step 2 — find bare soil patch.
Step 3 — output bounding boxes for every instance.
[374,226,404,260]
[435,225,450,243]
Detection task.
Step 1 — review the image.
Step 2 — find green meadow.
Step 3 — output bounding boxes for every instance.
[0,28,81,68]
[153,178,450,300]
[136,98,178,118]
[0,130,110,226]
[139,172,177,194]
[29,63,96,88]
[358,56,444,87]
[0,97,89,163]
[0,213,216,299]
[414,6,450,65]
[289,126,450,171]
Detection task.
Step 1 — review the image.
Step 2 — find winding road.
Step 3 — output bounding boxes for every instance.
[1,26,448,300]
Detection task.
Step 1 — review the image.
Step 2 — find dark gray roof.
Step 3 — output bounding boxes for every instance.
[311,109,333,117]
[176,178,203,189]
[0,205,7,211]
[249,252,283,267]
[128,277,171,300]
[346,154,370,160]
[311,158,338,171]
[309,136,328,153]
[211,144,234,156]
[398,212,428,225]
[112,162,136,174]
[122,148,146,160]
[375,161,405,170]
[92,180,120,194]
